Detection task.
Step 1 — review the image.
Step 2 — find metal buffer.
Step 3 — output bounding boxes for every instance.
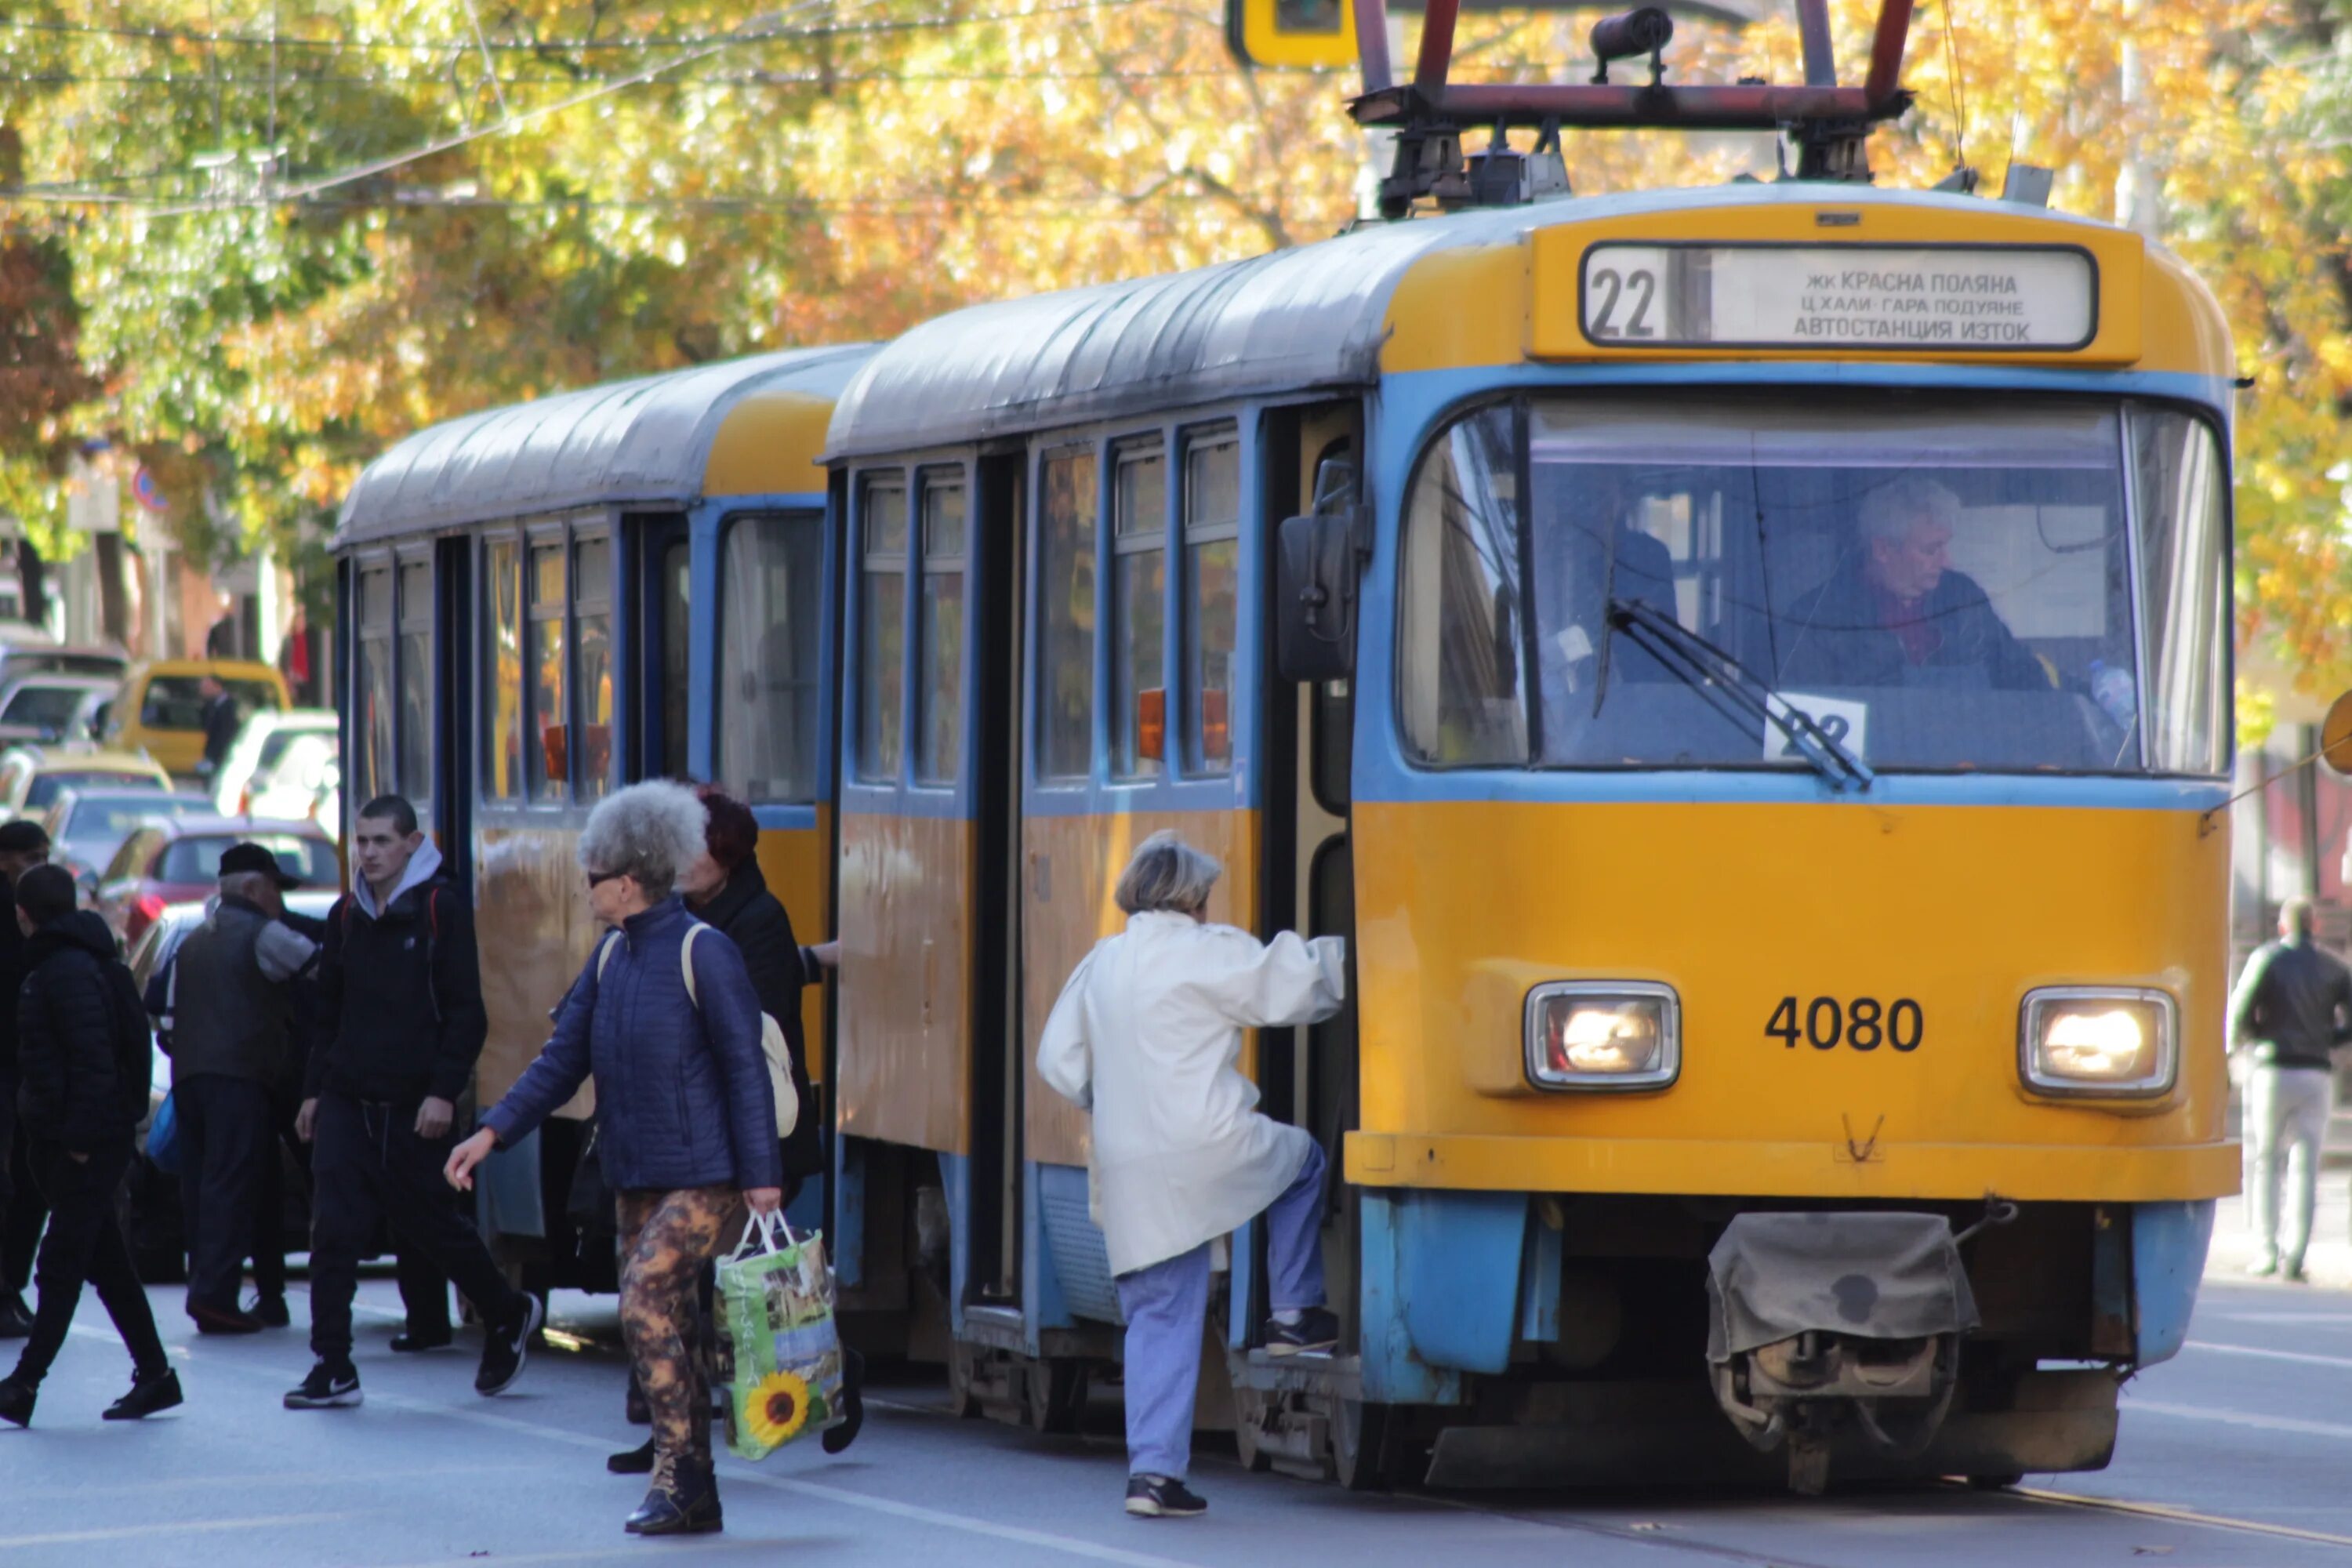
[1351,0,1919,216]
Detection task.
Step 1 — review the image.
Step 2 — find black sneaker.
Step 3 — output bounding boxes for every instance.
[821,1348,866,1455]
[390,1330,452,1353]
[608,1436,656,1475]
[1124,1475,1207,1519]
[0,1374,34,1428]
[476,1294,544,1396]
[1265,1307,1340,1357]
[284,1361,362,1410]
[245,1294,292,1328]
[104,1368,183,1421]
[0,1293,32,1339]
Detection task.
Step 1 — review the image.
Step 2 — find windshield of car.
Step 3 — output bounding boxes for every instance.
[57,793,201,855]
[1396,394,2230,778]
[139,676,282,730]
[2,685,92,728]
[157,833,337,887]
[27,770,161,809]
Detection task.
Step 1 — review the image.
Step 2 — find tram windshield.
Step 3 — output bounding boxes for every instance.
[1396,394,2230,777]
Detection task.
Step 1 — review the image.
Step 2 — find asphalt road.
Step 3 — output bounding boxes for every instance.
[4,1262,2351,1566]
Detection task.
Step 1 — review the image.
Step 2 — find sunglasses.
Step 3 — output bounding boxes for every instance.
[586,869,626,890]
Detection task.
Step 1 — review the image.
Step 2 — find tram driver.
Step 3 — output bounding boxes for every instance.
[1777,475,2052,694]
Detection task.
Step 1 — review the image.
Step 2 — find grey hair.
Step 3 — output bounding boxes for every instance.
[218,870,275,903]
[1114,829,1222,916]
[579,780,708,899]
[1859,476,1962,546]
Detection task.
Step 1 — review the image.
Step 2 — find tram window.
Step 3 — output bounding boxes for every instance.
[660,538,691,783]
[482,539,524,800]
[1182,436,1240,774]
[916,477,967,785]
[1397,406,1530,765]
[396,559,432,808]
[1111,446,1167,780]
[573,535,613,800]
[355,564,395,804]
[1037,449,1099,781]
[526,542,567,801]
[858,484,909,784]
[2132,410,2230,775]
[717,514,822,804]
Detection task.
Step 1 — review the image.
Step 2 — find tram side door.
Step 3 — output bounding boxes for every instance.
[966,451,1027,1307]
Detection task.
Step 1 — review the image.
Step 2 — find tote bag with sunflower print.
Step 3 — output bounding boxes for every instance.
[716,1211,848,1460]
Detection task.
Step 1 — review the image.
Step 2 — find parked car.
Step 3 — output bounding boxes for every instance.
[0,742,173,821]
[246,732,340,824]
[40,786,211,886]
[107,659,290,779]
[0,641,127,690]
[96,814,340,946]
[212,707,337,815]
[0,676,118,745]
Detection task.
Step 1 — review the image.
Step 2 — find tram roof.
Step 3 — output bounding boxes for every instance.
[336,345,872,550]
[825,185,2218,459]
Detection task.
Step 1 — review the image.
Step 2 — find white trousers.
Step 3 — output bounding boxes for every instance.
[2248,1065,2333,1269]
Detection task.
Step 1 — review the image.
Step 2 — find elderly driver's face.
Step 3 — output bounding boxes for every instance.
[1865,512,1952,604]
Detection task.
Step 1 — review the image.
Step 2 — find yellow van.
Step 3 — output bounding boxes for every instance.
[109,659,292,779]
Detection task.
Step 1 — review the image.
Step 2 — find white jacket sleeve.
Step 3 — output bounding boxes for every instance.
[1036,949,1098,1111]
[1216,930,1346,1029]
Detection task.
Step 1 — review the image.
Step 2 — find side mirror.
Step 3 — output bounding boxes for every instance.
[1276,459,1370,684]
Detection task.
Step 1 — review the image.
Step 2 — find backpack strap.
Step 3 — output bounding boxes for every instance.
[594,929,621,984]
[680,923,703,1009]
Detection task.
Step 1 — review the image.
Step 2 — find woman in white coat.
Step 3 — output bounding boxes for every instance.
[1037,830,1346,1519]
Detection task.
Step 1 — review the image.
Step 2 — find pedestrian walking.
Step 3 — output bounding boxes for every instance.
[0,821,53,1338]
[2230,896,2352,1283]
[165,843,318,1334]
[598,783,857,1475]
[448,781,779,1538]
[195,674,238,781]
[1036,830,1347,1519]
[286,795,541,1410]
[0,865,181,1426]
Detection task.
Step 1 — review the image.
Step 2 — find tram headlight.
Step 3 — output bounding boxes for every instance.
[1526,982,1680,1091]
[2018,988,2176,1098]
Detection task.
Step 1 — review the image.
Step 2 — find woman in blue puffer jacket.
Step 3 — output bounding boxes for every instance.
[447,780,776,1540]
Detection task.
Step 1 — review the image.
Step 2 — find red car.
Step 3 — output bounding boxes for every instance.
[96,814,342,946]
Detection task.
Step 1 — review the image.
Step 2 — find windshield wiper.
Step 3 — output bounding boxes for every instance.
[1605,597,1875,793]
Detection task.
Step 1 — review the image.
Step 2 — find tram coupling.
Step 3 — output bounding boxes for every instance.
[1704,1212,1977,1494]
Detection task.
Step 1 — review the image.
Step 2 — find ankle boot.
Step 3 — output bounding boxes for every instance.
[607,1436,656,1475]
[0,1374,34,1428]
[104,1368,184,1421]
[624,1457,723,1536]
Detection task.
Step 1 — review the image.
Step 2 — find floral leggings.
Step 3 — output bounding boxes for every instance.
[617,1185,748,1470]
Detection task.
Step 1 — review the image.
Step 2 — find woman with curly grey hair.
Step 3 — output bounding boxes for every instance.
[446,780,777,1538]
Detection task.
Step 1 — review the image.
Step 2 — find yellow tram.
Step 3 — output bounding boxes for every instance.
[332,0,2239,1492]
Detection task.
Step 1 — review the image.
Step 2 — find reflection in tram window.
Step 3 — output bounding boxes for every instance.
[858,484,908,783]
[916,477,967,786]
[527,542,567,800]
[574,535,612,800]
[483,539,523,800]
[1112,445,1166,780]
[2131,411,2230,775]
[1397,405,1528,766]
[397,558,432,810]
[1038,449,1099,780]
[1183,436,1240,774]
[1399,395,2230,779]
[717,514,822,804]
[355,564,394,803]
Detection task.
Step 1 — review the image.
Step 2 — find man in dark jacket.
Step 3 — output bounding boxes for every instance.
[2229,898,2352,1281]
[1775,476,2049,694]
[0,821,52,1338]
[195,674,239,780]
[0,866,180,1426]
[167,842,318,1334]
[288,794,539,1411]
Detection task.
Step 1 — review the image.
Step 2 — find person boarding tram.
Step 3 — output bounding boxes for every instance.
[1037,830,1347,1519]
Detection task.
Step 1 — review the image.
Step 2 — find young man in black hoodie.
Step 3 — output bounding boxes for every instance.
[288,794,539,1410]
[0,866,180,1425]
[0,820,52,1339]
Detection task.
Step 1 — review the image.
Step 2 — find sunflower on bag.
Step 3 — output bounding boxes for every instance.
[717,1211,847,1461]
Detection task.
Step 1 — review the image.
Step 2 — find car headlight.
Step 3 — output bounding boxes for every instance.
[2018,987,2176,1098]
[1526,982,1680,1091]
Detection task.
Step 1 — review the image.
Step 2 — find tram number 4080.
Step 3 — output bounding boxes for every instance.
[1766,996,1923,1052]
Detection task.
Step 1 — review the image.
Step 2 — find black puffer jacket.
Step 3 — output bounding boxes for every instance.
[694,859,824,1181]
[16,910,147,1150]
